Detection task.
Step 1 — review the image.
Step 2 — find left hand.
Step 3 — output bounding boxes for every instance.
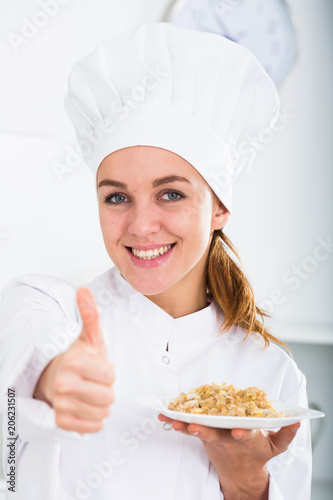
[158,413,301,499]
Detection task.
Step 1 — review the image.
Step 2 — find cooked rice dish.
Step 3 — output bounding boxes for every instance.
[168,382,284,418]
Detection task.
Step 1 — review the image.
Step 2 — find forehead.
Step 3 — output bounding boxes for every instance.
[96,146,219,205]
[98,145,202,181]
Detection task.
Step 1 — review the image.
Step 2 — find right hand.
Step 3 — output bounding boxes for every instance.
[33,288,115,433]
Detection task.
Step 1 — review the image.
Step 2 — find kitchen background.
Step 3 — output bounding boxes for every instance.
[0,0,332,497]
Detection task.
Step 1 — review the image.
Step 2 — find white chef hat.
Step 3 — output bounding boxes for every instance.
[64,22,279,213]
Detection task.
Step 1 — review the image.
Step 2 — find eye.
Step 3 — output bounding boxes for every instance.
[103,189,186,205]
[104,192,128,205]
[160,189,186,202]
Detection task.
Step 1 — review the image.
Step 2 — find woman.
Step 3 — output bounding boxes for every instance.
[0,22,311,499]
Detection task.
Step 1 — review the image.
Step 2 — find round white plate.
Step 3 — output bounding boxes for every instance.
[152,396,325,430]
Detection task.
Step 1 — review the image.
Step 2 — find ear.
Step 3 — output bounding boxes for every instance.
[211,199,230,232]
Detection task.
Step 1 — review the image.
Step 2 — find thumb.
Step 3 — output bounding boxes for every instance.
[76,287,106,355]
[269,422,301,456]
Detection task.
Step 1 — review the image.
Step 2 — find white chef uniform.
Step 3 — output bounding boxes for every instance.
[0,265,311,499]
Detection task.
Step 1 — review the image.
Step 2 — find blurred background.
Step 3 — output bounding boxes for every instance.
[0,0,332,497]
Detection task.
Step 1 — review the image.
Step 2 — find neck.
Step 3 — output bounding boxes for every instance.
[144,274,209,319]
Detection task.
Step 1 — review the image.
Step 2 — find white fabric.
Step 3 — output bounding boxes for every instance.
[0,266,311,499]
[63,22,279,213]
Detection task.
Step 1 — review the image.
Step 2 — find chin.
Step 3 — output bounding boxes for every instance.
[129,276,173,297]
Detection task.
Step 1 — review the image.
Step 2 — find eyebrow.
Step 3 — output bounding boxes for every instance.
[96,175,191,190]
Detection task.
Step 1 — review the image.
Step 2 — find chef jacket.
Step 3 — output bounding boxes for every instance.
[0,265,312,499]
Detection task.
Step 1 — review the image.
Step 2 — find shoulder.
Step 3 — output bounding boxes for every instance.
[0,272,78,319]
[224,321,294,365]
[82,266,122,296]
[1,272,76,300]
[1,272,74,295]
[0,267,119,317]
[81,266,135,309]
[0,266,128,324]
[1,266,120,299]
[81,266,127,301]
[222,323,305,400]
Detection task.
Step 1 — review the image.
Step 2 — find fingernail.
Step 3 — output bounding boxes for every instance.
[291,427,299,433]
[189,431,199,436]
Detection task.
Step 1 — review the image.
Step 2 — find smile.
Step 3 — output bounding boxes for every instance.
[130,244,175,260]
[125,243,176,269]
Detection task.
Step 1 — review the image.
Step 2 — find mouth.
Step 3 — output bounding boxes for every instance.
[125,243,176,260]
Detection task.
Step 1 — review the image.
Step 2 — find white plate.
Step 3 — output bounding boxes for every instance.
[144,395,325,430]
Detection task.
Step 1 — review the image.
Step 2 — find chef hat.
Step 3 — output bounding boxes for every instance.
[64,22,279,213]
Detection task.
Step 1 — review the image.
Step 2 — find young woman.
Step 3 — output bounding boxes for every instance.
[0,22,311,500]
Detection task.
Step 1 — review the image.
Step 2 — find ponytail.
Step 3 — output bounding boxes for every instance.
[206,229,287,348]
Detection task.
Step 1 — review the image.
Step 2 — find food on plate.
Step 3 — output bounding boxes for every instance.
[168,382,285,417]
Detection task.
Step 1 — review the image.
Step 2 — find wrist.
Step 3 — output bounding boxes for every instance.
[219,466,269,500]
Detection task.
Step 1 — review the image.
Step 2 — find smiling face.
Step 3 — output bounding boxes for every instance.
[97,146,229,314]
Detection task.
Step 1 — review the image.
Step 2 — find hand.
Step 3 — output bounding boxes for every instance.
[158,414,301,499]
[33,288,115,433]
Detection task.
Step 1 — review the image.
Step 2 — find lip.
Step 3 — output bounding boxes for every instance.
[125,243,176,268]
[125,243,176,251]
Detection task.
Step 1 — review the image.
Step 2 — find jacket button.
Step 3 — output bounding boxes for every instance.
[162,355,170,364]
[162,423,172,431]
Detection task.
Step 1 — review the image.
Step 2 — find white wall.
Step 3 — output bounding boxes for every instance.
[288,342,333,481]
[226,0,333,340]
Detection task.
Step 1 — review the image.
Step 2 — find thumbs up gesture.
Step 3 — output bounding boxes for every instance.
[76,287,108,358]
[33,288,115,433]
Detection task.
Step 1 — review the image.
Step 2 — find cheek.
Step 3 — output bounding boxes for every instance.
[188,202,213,234]
[174,197,206,225]
[174,207,211,252]
[98,209,126,241]
[190,206,214,250]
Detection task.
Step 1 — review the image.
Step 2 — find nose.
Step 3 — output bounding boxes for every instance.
[127,200,162,238]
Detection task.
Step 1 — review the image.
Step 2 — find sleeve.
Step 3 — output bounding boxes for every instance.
[0,273,88,453]
[217,361,312,500]
[266,363,312,500]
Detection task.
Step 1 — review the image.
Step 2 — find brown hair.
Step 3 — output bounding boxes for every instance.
[206,229,287,349]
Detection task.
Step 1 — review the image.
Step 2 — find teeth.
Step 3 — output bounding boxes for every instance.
[131,244,173,259]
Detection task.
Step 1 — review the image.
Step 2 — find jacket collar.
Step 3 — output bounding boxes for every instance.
[110,266,226,352]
